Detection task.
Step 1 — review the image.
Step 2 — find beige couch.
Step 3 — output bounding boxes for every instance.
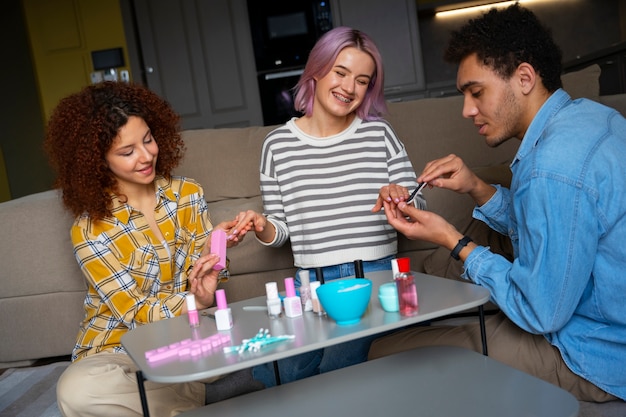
[1,65,620,367]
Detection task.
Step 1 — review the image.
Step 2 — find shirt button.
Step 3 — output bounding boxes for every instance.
[165,285,172,290]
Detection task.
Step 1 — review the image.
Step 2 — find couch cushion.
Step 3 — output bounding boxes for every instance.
[561,64,600,101]
[0,190,85,297]
[386,96,520,176]
[599,93,626,116]
[177,125,276,203]
[0,190,85,362]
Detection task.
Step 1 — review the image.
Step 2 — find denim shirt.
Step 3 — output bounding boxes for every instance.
[464,89,626,399]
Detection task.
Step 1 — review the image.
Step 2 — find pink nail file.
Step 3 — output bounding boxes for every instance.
[210,229,227,270]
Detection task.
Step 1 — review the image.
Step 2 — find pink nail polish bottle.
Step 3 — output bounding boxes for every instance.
[283,277,303,318]
[214,289,233,330]
[394,257,419,317]
[186,294,200,328]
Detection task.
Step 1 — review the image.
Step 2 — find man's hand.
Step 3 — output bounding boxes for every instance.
[418,154,495,206]
[383,200,462,251]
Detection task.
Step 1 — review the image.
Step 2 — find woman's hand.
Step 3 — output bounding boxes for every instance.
[371,183,411,212]
[187,253,221,309]
[215,219,242,248]
[228,210,276,243]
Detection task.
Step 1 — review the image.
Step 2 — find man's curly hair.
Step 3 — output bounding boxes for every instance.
[444,4,563,92]
[44,81,185,220]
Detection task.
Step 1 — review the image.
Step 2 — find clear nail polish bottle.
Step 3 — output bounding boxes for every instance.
[265,282,282,318]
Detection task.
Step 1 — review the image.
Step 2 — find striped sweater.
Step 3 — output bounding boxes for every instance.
[258,117,424,268]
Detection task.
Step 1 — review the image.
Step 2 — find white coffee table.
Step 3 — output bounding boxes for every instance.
[122,271,491,416]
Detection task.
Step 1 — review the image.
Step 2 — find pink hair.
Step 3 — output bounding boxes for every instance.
[293,27,387,120]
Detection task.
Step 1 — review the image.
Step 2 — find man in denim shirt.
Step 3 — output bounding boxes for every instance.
[369,4,625,402]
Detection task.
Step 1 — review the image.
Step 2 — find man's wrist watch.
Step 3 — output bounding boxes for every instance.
[450,236,473,260]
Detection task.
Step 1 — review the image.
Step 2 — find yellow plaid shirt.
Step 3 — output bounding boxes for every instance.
[70,176,213,361]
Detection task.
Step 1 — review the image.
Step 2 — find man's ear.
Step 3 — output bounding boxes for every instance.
[516,62,537,95]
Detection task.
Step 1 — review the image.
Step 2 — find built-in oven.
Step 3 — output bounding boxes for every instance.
[247,0,333,125]
[257,68,304,126]
[247,0,332,72]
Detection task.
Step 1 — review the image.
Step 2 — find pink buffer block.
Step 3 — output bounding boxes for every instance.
[211,229,227,270]
[144,333,231,364]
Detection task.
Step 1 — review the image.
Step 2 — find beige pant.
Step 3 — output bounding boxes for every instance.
[56,351,209,417]
[368,312,616,402]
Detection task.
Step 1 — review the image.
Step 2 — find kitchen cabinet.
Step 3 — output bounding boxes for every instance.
[130,0,262,129]
[330,0,426,100]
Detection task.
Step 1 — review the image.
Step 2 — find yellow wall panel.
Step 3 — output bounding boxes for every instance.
[23,0,130,121]
[34,0,82,51]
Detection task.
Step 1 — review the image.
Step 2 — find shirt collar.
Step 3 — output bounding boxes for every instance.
[511,88,571,167]
[110,175,174,224]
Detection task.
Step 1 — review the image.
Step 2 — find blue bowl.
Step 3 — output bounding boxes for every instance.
[316,278,372,325]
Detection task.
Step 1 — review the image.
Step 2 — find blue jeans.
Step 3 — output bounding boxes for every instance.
[252,256,393,387]
[293,256,393,287]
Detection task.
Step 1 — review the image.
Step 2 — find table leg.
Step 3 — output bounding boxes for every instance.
[478,305,488,356]
[273,360,282,385]
[136,370,151,417]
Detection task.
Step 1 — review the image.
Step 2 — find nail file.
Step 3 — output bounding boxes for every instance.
[406,182,427,204]
[210,229,227,270]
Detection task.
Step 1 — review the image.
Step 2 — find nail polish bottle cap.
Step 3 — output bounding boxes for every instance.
[216,289,228,310]
[265,282,279,300]
[186,293,197,310]
[284,277,296,297]
[391,258,399,276]
[397,257,411,273]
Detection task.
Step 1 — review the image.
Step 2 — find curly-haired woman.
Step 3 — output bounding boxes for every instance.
[45,81,263,416]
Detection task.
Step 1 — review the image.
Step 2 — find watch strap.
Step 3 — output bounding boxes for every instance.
[450,236,473,260]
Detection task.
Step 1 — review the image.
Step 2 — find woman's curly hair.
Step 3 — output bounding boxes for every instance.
[444,4,563,92]
[44,81,185,220]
